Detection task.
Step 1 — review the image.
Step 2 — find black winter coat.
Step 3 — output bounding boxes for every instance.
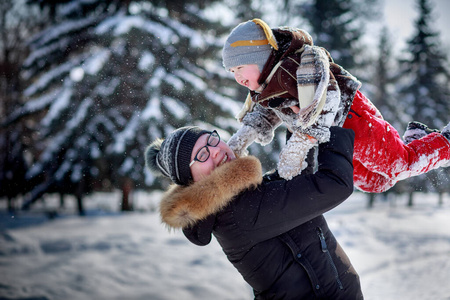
[159,127,362,299]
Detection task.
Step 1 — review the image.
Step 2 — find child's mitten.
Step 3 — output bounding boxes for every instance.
[227,125,259,157]
[278,131,317,180]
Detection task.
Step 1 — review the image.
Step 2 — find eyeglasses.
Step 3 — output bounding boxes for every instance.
[189,130,220,167]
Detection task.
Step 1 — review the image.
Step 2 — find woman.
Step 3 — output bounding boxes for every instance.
[145,125,363,299]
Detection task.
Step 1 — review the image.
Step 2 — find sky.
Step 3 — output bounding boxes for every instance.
[382,0,450,51]
[1,192,449,300]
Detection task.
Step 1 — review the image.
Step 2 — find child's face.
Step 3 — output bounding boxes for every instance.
[230,64,261,91]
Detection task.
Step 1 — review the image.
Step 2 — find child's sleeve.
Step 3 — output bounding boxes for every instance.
[227,105,282,156]
[241,105,282,144]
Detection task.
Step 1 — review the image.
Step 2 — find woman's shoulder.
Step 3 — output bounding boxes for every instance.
[160,156,263,229]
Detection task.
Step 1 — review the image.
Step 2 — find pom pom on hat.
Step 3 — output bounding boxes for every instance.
[145,126,209,186]
[145,138,164,176]
[222,18,278,72]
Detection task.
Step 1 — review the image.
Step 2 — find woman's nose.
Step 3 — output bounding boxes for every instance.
[209,145,221,158]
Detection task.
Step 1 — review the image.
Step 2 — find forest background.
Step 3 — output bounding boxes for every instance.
[1,0,450,215]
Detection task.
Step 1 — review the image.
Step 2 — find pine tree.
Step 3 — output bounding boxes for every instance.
[299,0,379,72]
[369,26,408,130]
[10,0,244,213]
[398,0,450,128]
[395,0,450,203]
[366,26,398,207]
[0,0,45,211]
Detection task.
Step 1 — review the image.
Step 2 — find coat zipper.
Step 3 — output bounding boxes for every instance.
[317,227,344,290]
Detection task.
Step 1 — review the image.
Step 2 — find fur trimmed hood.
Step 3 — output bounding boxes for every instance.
[159,156,262,229]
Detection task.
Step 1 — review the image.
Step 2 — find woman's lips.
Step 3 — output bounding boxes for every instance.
[217,154,228,167]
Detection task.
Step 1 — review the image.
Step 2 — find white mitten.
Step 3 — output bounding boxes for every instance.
[278,131,317,180]
[303,125,331,144]
[227,125,259,157]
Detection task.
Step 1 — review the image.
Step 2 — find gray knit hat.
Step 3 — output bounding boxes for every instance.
[222,19,278,72]
[145,126,209,186]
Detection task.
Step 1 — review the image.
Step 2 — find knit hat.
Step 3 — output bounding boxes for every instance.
[145,126,209,186]
[222,18,279,72]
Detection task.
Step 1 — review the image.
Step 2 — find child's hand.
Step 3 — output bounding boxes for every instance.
[227,125,259,157]
[290,105,300,114]
[278,131,317,180]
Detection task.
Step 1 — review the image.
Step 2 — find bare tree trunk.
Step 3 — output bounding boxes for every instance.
[59,193,65,208]
[76,194,85,216]
[407,192,414,207]
[76,179,85,216]
[438,192,443,206]
[367,193,376,208]
[121,178,133,211]
[7,197,15,212]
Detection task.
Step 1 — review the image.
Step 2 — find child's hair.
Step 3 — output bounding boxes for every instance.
[222,19,278,72]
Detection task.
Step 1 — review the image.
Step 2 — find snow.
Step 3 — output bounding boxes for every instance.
[161,96,188,120]
[24,53,88,97]
[109,112,140,154]
[59,0,98,17]
[1,192,450,300]
[141,97,163,121]
[173,69,207,91]
[163,73,184,91]
[41,87,73,128]
[69,67,85,82]
[119,157,134,175]
[83,49,111,76]
[27,98,93,179]
[96,13,187,48]
[146,67,165,89]
[33,17,98,48]
[163,18,208,48]
[8,87,62,123]
[138,51,155,71]
[205,89,242,117]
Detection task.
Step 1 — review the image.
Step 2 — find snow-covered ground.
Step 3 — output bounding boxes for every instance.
[1,191,450,300]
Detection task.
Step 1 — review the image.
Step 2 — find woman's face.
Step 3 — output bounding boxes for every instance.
[230,64,261,91]
[189,133,236,182]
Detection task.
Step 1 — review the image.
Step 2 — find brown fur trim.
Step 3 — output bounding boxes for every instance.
[159,156,262,229]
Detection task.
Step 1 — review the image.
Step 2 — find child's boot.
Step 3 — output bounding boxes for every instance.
[442,122,450,141]
[440,122,450,167]
[403,121,440,144]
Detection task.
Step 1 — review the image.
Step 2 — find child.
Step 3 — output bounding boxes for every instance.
[223,19,450,193]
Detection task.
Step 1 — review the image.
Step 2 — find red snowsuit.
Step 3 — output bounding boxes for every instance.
[343,91,450,193]
[232,27,450,193]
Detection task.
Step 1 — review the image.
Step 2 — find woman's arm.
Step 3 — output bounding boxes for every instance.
[236,126,354,239]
